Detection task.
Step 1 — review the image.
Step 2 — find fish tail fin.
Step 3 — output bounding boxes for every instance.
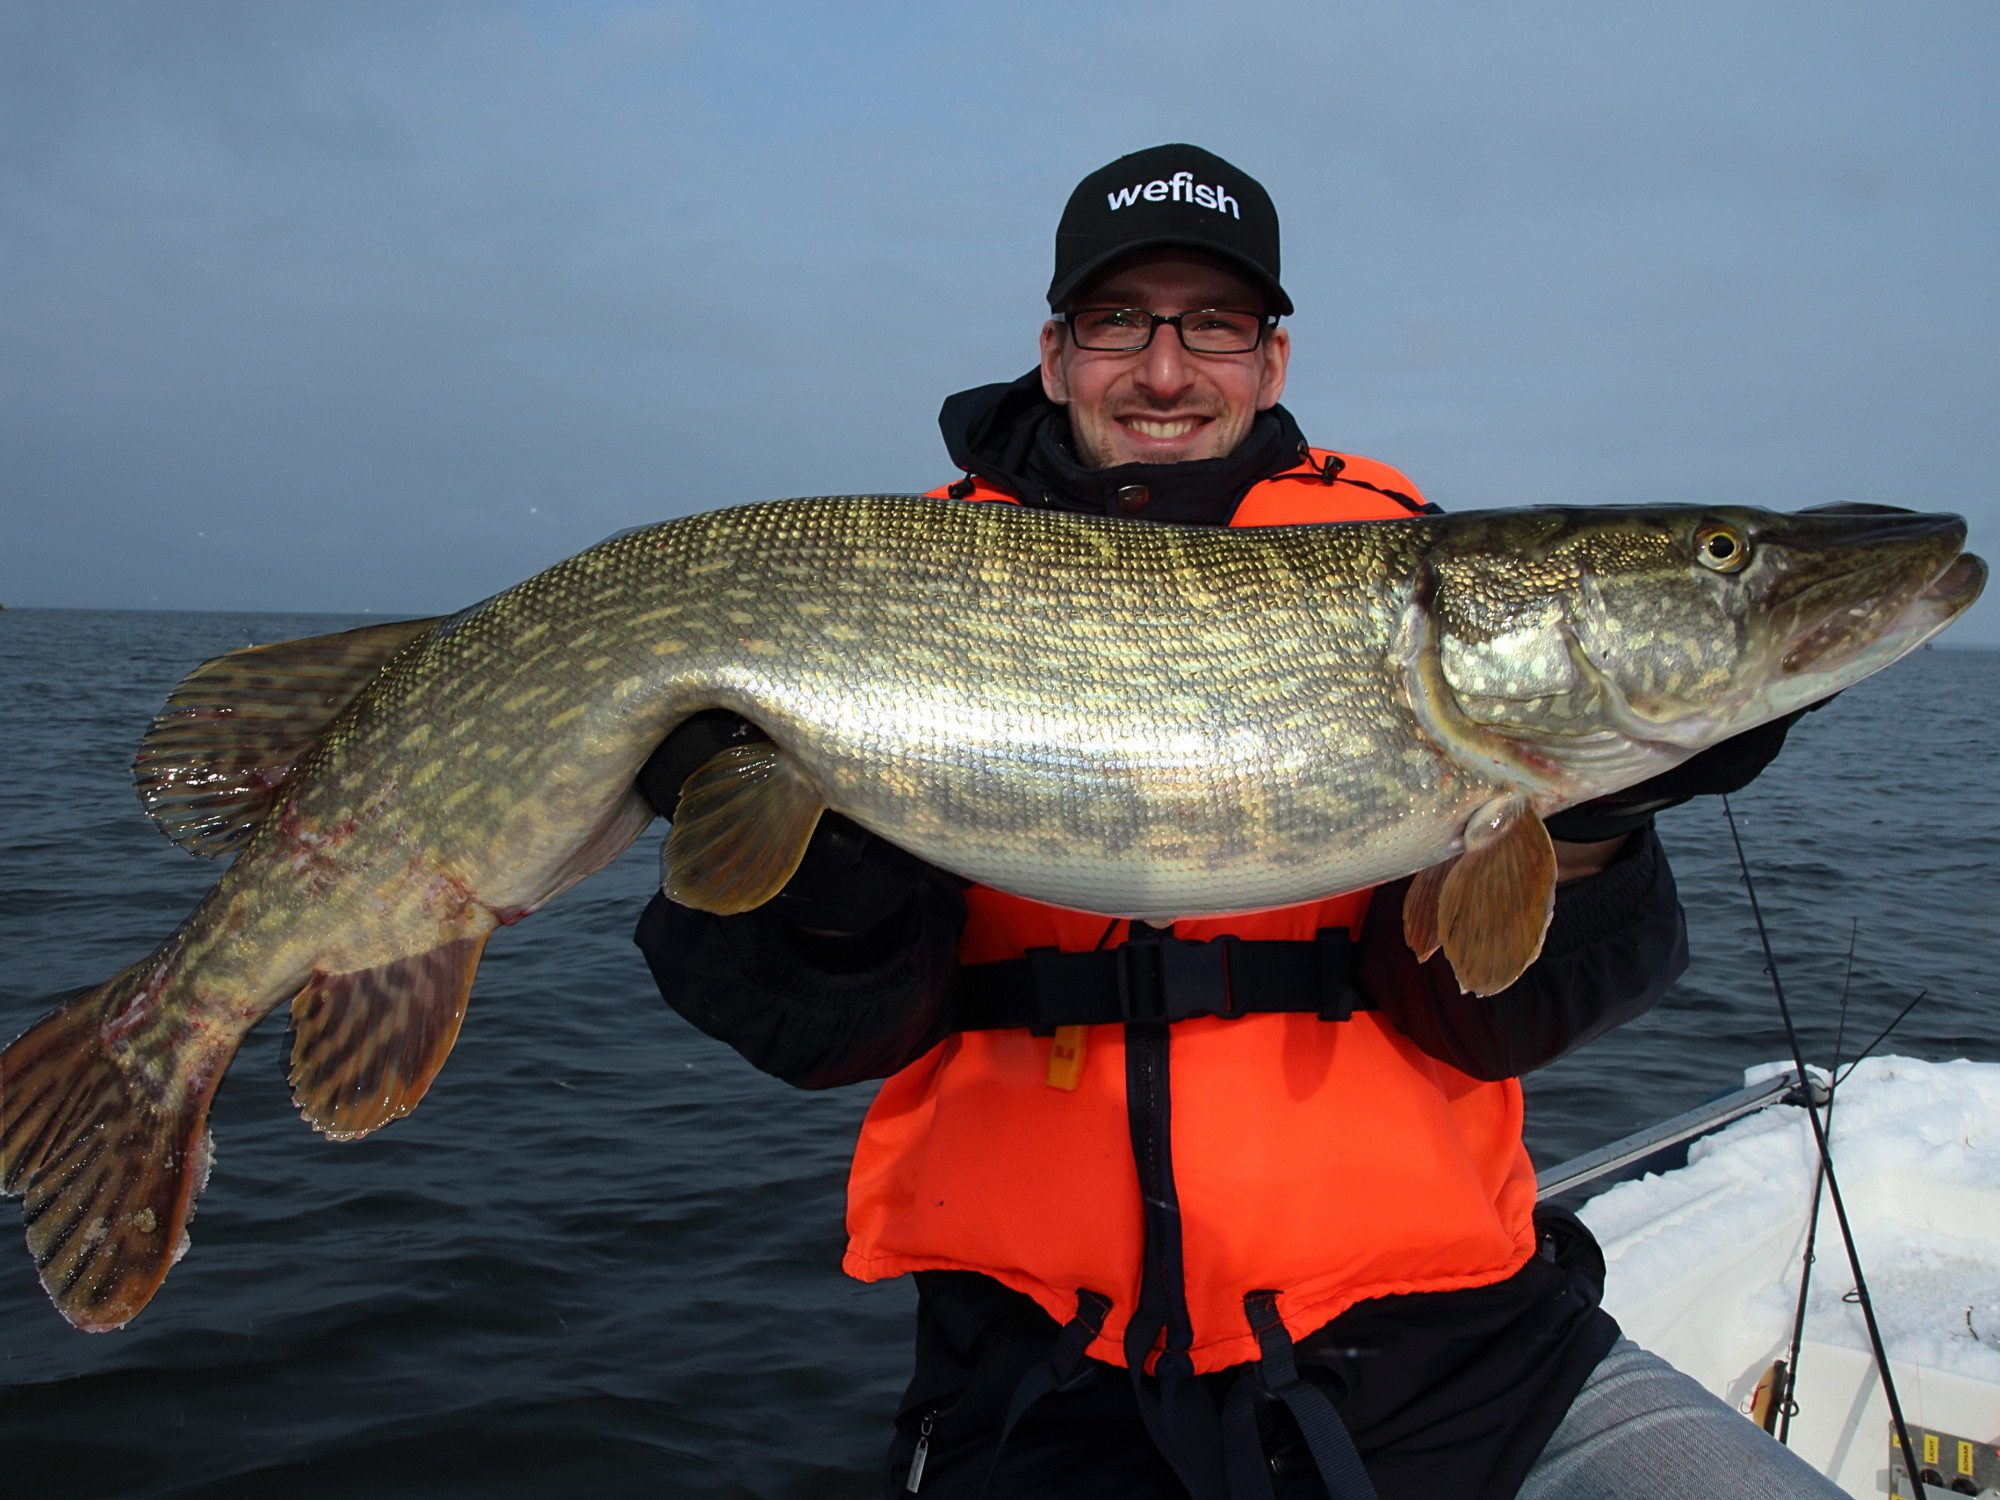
[0,980,226,1331]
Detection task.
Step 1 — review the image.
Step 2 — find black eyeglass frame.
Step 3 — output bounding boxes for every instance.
[1053,307,1280,354]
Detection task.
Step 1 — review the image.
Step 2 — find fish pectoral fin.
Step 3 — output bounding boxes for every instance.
[1435,796,1557,997]
[662,742,826,915]
[289,935,487,1142]
[134,616,445,858]
[0,985,228,1331]
[1402,858,1456,963]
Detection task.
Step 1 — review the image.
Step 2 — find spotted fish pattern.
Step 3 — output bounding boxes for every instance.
[0,494,1981,1329]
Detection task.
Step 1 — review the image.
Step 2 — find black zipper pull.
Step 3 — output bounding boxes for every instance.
[906,1412,935,1492]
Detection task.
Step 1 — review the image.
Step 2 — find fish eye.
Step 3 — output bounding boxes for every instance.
[1694,523,1751,573]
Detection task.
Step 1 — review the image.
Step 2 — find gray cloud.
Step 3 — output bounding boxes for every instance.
[3,0,1995,643]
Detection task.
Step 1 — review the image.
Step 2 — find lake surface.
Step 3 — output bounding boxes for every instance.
[1,608,1994,1498]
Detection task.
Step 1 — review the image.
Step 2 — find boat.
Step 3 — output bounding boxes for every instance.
[1542,1056,2000,1497]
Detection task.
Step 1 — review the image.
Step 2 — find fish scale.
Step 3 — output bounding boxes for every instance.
[0,493,1980,1331]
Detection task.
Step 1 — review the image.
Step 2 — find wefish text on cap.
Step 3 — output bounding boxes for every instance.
[1103,171,1241,217]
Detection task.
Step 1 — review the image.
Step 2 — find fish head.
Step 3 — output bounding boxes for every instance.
[1418,503,1985,797]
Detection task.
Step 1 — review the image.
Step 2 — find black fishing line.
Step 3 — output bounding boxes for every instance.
[1775,919,1854,1446]
[1837,989,1930,1089]
[1830,920,1858,1095]
[1722,797,1922,1490]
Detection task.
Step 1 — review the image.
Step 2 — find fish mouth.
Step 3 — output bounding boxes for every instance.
[1926,550,1989,608]
[1768,508,1984,676]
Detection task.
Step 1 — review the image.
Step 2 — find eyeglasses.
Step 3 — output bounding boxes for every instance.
[1056,307,1276,354]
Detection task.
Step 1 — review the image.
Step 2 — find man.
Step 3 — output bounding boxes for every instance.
[634,146,1839,1499]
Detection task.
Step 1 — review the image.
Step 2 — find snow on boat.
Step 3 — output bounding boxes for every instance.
[1560,1056,2000,1497]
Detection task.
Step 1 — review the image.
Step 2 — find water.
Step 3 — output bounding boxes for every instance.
[0,608,1994,1498]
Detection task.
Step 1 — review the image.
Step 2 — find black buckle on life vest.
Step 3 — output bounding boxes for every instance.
[1313,926,1357,1022]
[1116,937,1237,1025]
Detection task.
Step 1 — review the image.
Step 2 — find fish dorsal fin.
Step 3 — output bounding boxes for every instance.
[288,935,487,1142]
[662,742,826,914]
[133,617,442,857]
[1414,795,1557,997]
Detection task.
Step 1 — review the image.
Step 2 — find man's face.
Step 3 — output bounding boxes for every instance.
[1039,251,1291,469]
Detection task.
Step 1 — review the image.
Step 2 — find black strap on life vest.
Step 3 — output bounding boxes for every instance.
[1122,1002,1231,1498]
[1288,448,1438,516]
[1222,1291,1379,1500]
[973,1287,1114,1498]
[949,928,1370,1036]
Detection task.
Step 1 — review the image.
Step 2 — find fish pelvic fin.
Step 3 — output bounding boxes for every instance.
[1402,858,1454,964]
[662,742,826,915]
[288,935,487,1142]
[0,985,225,1331]
[133,616,444,859]
[1433,795,1557,997]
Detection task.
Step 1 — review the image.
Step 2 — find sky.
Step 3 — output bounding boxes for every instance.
[3,0,1996,642]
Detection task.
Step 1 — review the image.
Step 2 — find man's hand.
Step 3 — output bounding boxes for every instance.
[1543,698,1832,852]
[1553,835,1627,883]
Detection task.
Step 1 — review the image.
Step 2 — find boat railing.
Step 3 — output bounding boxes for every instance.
[1536,1068,1827,1202]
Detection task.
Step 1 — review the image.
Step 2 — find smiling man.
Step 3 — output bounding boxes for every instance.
[633,145,1835,1500]
[930,146,1433,536]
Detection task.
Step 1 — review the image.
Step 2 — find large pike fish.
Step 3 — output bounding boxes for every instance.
[0,496,1982,1330]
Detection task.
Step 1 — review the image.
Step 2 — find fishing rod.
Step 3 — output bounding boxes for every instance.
[1771,940,1940,1445]
[1722,797,1923,1493]
[1775,979,1932,1450]
[1774,920,1854,1446]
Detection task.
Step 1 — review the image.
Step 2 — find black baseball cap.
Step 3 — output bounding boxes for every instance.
[1048,144,1290,316]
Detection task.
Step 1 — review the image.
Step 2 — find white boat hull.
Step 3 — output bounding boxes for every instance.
[1574,1057,2000,1495]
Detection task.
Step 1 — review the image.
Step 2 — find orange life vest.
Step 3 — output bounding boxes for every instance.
[842,451,1539,1375]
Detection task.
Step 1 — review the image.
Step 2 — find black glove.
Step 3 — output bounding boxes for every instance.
[637,709,767,821]
[638,711,933,934]
[1544,697,1834,842]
